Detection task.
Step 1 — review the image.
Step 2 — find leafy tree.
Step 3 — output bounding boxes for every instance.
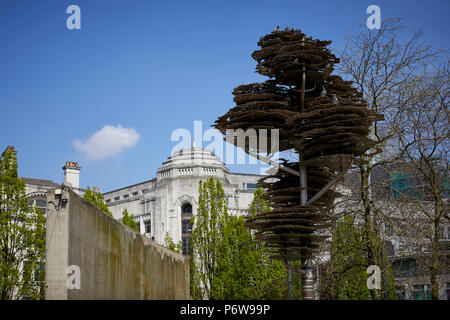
[121,208,139,232]
[19,205,46,300]
[247,187,301,299]
[164,232,182,254]
[248,187,271,218]
[0,147,46,300]
[83,186,112,216]
[326,215,372,300]
[191,181,294,300]
[323,214,395,300]
[190,177,227,299]
[217,213,293,299]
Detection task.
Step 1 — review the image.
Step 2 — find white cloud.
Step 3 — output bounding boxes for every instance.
[73,124,140,161]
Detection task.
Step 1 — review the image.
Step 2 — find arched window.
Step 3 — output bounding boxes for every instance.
[181,203,192,214]
[28,197,47,215]
[181,203,193,255]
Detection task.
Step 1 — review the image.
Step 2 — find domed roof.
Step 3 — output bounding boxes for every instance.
[158,147,228,172]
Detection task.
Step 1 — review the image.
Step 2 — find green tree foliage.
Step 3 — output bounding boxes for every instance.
[0,148,46,300]
[247,187,302,300]
[83,186,112,216]
[327,215,372,300]
[190,177,227,299]
[248,187,271,218]
[324,215,395,300]
[164,232,182,254]
[215,214,289,299]
[191,182,293,300]
[121,208,139,232]
[380,244,396,300]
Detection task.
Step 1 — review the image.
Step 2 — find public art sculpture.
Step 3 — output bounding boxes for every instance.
[214,27,383,299]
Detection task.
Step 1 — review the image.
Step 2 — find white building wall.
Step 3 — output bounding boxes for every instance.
[103,147,264,248]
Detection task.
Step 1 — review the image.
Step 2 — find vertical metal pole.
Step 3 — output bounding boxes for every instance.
[299,35,314,300]
[299,164,308,205]
[300,157,314,300]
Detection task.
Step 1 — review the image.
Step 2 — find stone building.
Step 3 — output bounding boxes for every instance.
[11,143,261,257]
[103,146,263,255]
[22,161,81,213]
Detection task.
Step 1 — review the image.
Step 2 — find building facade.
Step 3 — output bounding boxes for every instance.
[22,161,81,213]
[103,146,263,255]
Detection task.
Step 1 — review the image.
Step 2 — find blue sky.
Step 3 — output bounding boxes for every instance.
[0,0,448,192]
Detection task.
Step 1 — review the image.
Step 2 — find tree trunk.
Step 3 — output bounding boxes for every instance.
[431,201,441,300]
[360,164,381,300]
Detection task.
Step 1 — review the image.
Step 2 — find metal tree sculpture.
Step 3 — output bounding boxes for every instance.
[214,28,383,299]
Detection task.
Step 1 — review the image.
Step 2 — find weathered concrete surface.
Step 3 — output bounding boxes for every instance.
[45,188,189,299]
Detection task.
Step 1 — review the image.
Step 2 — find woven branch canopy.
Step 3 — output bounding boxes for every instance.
[213,28,383,262]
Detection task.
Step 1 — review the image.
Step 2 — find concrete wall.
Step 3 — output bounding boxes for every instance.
[45,188,189,300]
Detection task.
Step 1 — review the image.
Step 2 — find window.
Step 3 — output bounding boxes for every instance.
[384,240,394,256]
[132,191,138,197]
[182,221,192,234]
[181,203,192,214]
[395,287,406,300]
[425,285,432,300]
[34,263,44,281]
[144,221,151,234]
[114,196,120,201]
[28,198,47,215]
[106,199,111,203]
[247,183,258,190]
[413,285,425,300]
[181,203,193,255]
[123,194,129,199]
[136,222,140,233]
[439,227,446,240]
[385,223,393,236]
[390,172,419,199]
[182,238,190,255]
[36,200,46,209]
[447,282,450,300]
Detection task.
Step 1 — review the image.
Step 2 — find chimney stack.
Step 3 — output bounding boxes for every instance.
[63,161,81,194]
